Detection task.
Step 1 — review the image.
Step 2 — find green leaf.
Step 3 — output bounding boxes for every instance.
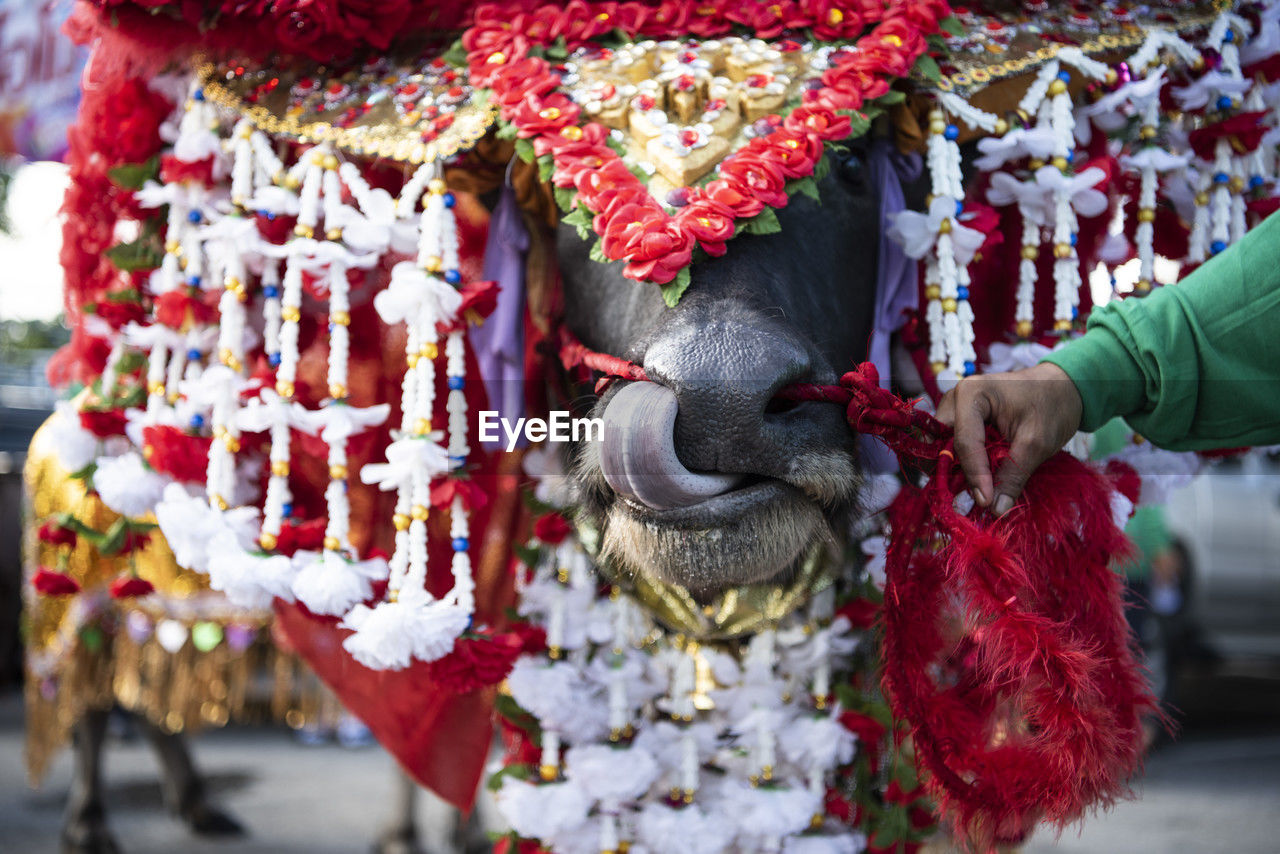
[513,137,536,163]
[105,237,162,272]
[588,240,609,265]
[877,90,907,106]
[512,542,542,569]
[107,156,159,191]
[546,36,569,61]
[788,175,821,203]
[741,207,781,235]
[537,154,555,183]
[914,53,943,84]
[940,15,965,37]
[553,185,575,212]
[495,121,519,141]
[659,266,692,307]
[813,153,832,183]
[494,693,540,738]
[69,462,97,485]
[440,38,468,68]
[561,203,593,240]
[486,763,534,792]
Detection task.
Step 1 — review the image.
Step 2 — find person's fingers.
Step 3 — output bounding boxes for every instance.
[935,390,956,427]
[992,434,1050,514]
[950,383,994,506]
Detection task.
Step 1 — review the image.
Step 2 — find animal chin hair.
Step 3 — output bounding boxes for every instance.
[784,450,861,508]
[599,492,833,591]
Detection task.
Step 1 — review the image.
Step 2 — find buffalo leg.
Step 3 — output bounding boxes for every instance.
[62,708,120,854]
[135,717,244,837]
[373,769,424,854]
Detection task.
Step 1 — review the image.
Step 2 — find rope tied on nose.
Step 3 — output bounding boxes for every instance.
[558,331,1159,848]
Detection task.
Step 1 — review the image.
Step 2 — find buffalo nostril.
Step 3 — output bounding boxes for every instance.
[764,396,801,415]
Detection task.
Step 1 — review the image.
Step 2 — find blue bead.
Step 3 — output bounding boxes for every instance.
[265,212,276,221]
[1057,70,1071,82]
[944,124,959,141]
[1071,306,1079,320]
[268,352,281,367]
[1224,28,1235,43]
[1216,95,1233,111]
[1213,172,1230,184]
[449,454,467,466]
[262,285,280,298]
[452,537,469,552]
[282,503,293,517]
[189,413,205,428]
[444,269,461,284]
[193,89,205,102]
[186,348,201,360]
[1211,240,1227,255]
[1250,175,1265,189]
[186,275,201,288]
[956,286,969,300]
[187,210,202,224]
[963,361,976,376]
[1070,233,1078,247]
[954,200,964,216]
[448,376,464,390]
[442,193,456,208]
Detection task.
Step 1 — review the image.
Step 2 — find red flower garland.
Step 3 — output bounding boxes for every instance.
[109,575,156,598]
[33,568,82,597]
[467,0,950,286]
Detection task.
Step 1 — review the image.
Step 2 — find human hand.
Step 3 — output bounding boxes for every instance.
[936,362,1083,515]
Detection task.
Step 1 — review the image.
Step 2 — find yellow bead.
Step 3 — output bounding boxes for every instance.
[1054,319,1073,331]
[323,536,341,551]
[539,764,558,782]
[323,154,339,171]
[1021,244,1039,260]
[423,255,443,273]
[1054,243,1072,259]
[1229,176,1245,194]
[560,125,583,141]
[393,513,411,531]
[410,504,430,521]
[281,306,301,323]
[406,353,420,368]
[487,50,507,65]
[1048,79,1067,97]
[421,343,438,360]
[276,379,295,398]
[294,224,315,239]
[165,240,182,254]
[994,118,1009,135]
[931,360,946,375]
[929,120,946,135]
[310,151,327,166]
[1105,69,1118,85]
[223,435,241,453]
[325,228,344,241]
[329,464,348,480]
[1137,208,1156,223]
[427,178,447,195]
[1029,158,1045,170]
[271,460,290,477]
[330,310,351,326]
[328,383,347,400]
[1195,192,1210,206]
[284,175,302,191]
[212,495,229,511]
[941,297,958,313]
[937,218,952,235]
[924,285,941,300]
[1015,320,1034,338]
[148,381,166,396]
[259,532,278,551]
[1135,279,1153,292]
[1139,125,1157,140]
[1051,156,1068,171]
[413,417,432,435]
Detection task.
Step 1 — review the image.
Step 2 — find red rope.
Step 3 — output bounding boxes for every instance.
[557,334,1156,849]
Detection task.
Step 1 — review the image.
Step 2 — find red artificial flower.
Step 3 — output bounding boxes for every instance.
[703,178,766,219]
[38,520,78,548]
[79,409,128,439]
[427,631,524,694]
[533,511,572,544]
[511,93,581,138]
[909,805,936,830]
[805,0,865,41]
[726,0,807,39]
[839,709,887,746]
[576,159,645,212]
[508,620,548,655]
[895,0,950,34]
[538,121,612,160]
[718,153,789,209]
[766,129,824,179]
[1188,111,1270,159]
[94,297,147,329]
[683,0,733,38]
[859,17,927,75]
[159,154,216,186]
[142,426,212,484]
[676,199,736,257]
[153,288,218,328]
[275,518,328,556]
[109,575,156,598]
[824,786,855,823]
[836,597,879,629]
[33,567,81,597]
[491,57,559,114]
[440,279,501,334]
[821,59,888,106]
[430,477,491,512]
[598,203,695,284]
[117,527,153,555]
[784,105,854,142]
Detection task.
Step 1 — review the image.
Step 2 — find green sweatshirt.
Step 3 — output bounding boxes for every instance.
[1043,210,1280,451]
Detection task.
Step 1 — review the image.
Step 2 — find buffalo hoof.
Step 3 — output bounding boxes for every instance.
[61,824,122,854]
[182,803,246,837]
[371,827,425,854]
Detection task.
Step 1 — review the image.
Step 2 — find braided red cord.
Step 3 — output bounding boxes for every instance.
[558,337,1156,848]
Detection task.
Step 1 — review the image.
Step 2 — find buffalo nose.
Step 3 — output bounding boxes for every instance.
[640,309,817,475]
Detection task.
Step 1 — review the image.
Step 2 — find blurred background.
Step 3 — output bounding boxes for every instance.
[1,2,1277,853]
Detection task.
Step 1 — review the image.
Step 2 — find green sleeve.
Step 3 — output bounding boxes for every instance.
[1043,209,1280,451]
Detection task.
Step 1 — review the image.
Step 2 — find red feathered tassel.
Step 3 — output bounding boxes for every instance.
[141,425,213,483]
[33,568,82,597]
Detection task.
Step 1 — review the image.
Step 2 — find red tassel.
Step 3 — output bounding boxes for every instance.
[33,568,81,597]
[427,630,524,695]
[109,575,155,598]
[38,520,78,548]
[532,512,572,545]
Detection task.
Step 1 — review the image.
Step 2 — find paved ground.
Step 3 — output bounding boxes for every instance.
[3,669,1279,854]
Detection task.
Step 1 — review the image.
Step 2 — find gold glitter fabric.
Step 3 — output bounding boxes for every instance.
[22,415,336,785]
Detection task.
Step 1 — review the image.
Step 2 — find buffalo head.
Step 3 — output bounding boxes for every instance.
[560,149,900,594]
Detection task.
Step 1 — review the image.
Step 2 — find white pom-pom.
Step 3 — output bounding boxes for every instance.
[291,550,386,616]
[206,532,296,610]
[715,781,821,841]
[495,779,592,841]
[506,658,611,744]
[49,404,100,473]
[94,452,169,518]
[635,802,735,854]
[777,716,856,770]
[563,744,661,806]
[154,484,259,572]
[781,833,867,854]
[340,595,469,670]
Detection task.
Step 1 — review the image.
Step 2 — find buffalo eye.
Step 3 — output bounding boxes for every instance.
[836,152,867,192]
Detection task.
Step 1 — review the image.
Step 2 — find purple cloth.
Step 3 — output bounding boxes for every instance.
[471,183,530,448]
[861,139,923,473]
